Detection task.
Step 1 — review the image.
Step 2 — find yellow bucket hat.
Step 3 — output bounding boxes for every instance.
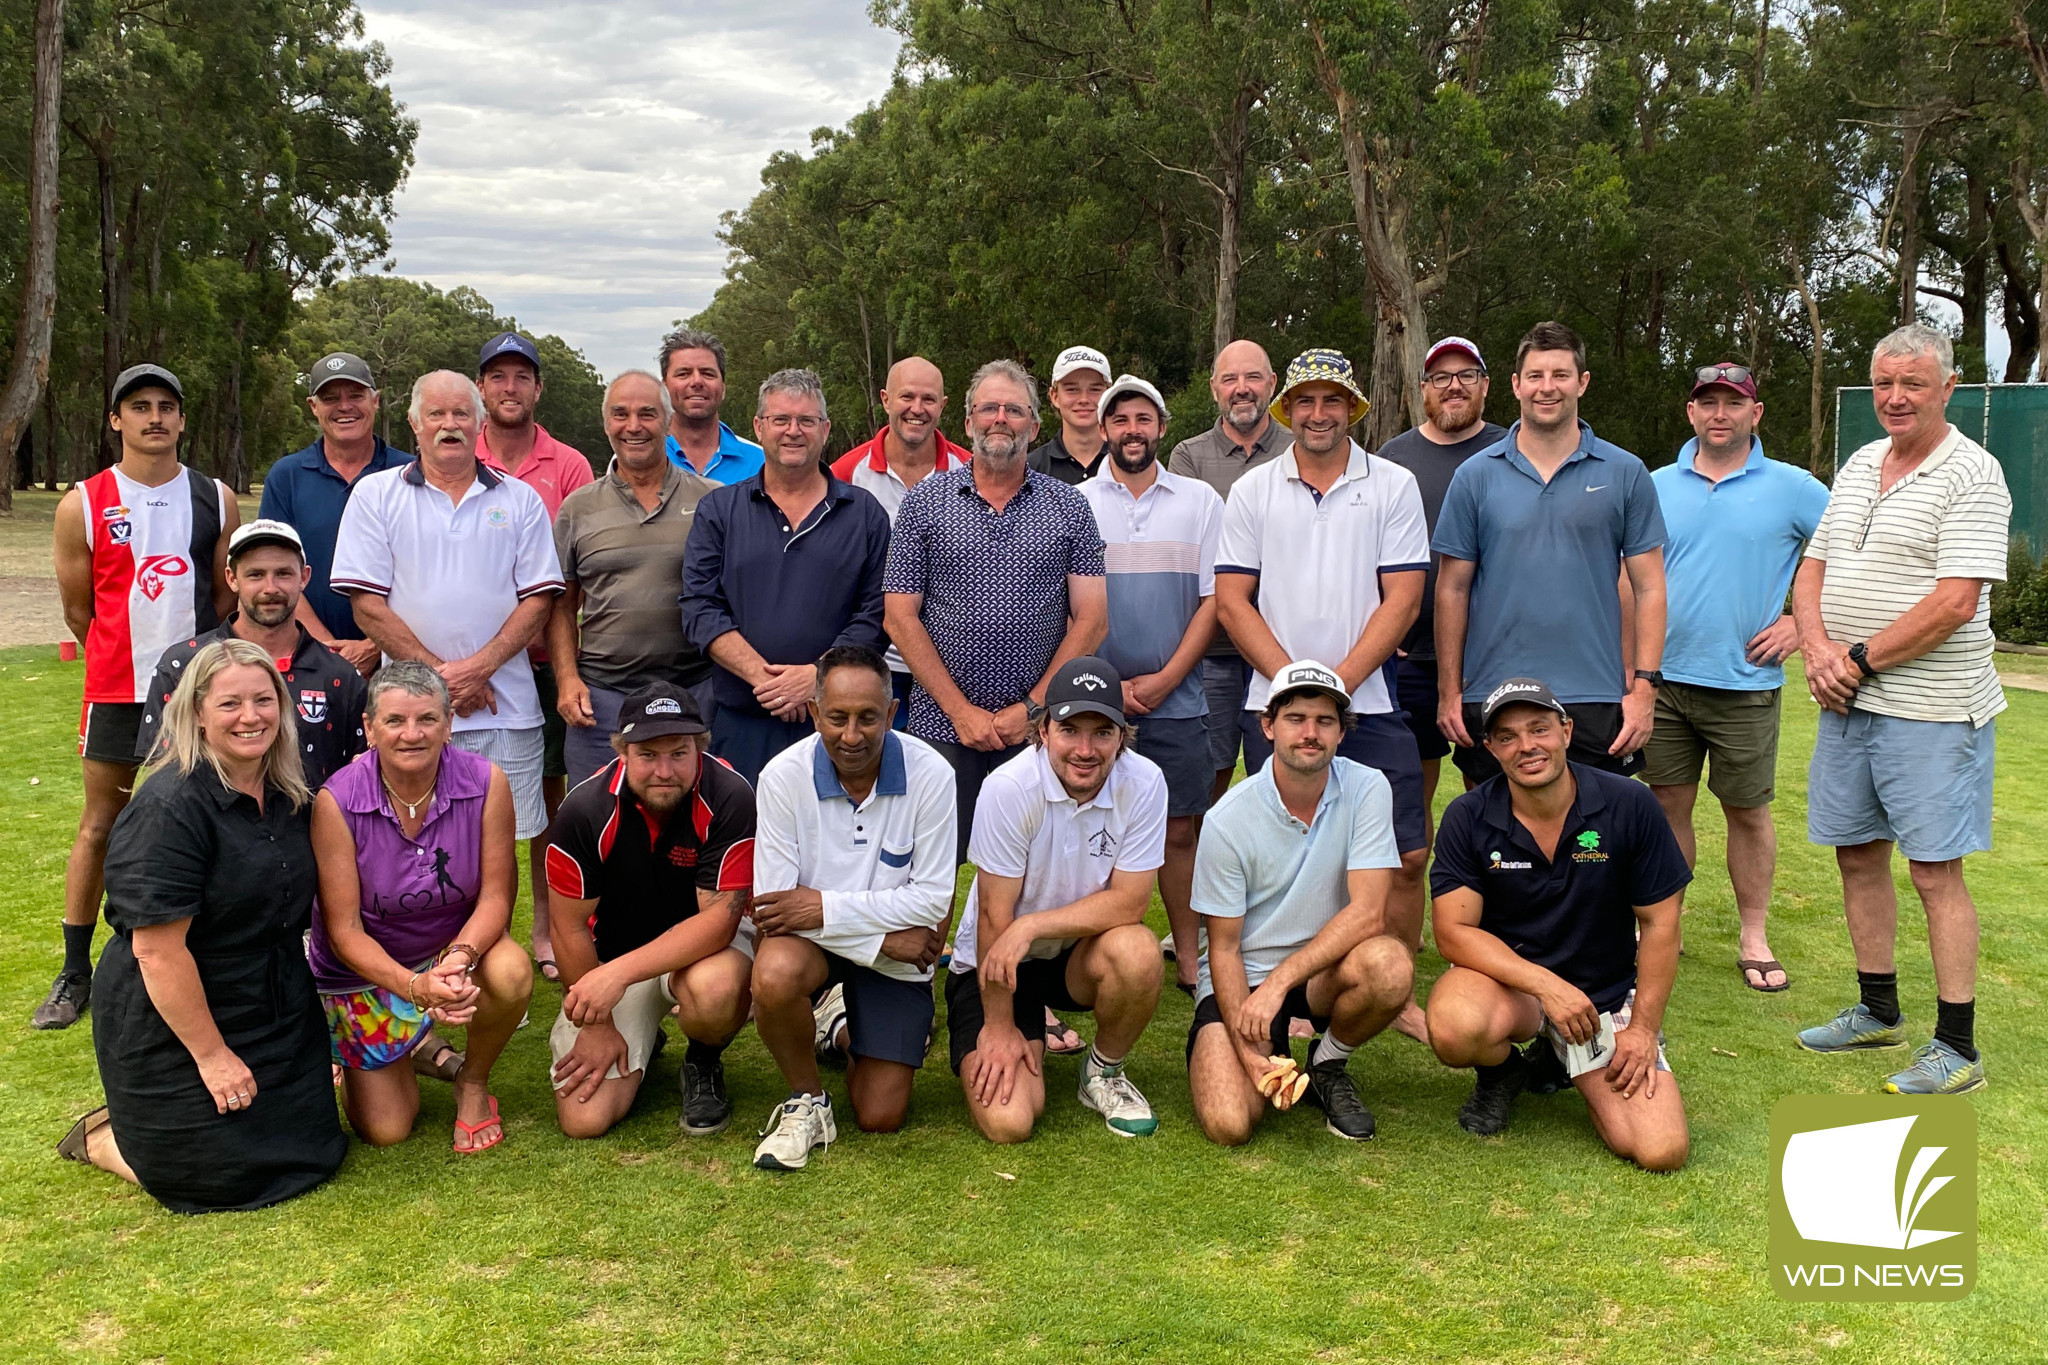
[1270,347,1370,426]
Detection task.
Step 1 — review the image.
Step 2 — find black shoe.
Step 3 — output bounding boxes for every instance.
[1304,1059,1377,1141]
[31,970,90,1030]
[1458,1051,1527,1137]
[680,1055,731,1136]
[1522,1040,1569,1095]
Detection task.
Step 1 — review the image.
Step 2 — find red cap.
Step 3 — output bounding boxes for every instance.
[1690,362,1757,401]
[1424,336,1485,371]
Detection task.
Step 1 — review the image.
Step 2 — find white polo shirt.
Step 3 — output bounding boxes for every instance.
[752,731,959,982]
[330,459,563,731]
[950,744,1168,972]
[1217,440,1430,715]
[1078,466,1223,720]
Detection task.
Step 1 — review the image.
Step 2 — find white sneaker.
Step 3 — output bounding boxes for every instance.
[754,1094,836,1171]
[1078,1062,1159,1138]
[813,984,848,1061]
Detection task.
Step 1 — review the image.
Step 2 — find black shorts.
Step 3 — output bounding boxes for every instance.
[944,946,1085,1074]
[1452,700,1643,783]
[1394,656,1450,761]
[825,951,935,1069]
[533,660,568,780]
[1185,984,1330,1064]
[1242,710,1428,854]
[79,701,145,766]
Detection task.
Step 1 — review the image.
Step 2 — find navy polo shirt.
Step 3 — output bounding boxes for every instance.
[1430,763,1691,1011]
[258,436,410,640]
[680,472,893,717]
[1431,420,1665,704]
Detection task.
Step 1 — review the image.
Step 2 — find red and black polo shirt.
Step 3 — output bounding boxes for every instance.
[545,754,756,962]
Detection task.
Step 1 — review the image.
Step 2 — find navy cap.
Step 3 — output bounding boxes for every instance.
[1045,655,1126,727]
[1479,677,1570,731]
[110,363,184,410]
[478,331,541,375]
[615,681,709,741]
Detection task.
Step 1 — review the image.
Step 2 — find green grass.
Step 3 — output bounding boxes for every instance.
[1,643,2042,1364]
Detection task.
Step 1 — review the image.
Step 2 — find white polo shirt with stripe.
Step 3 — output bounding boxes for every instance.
[1216,440,1431,715]
[330,459,563,731]
[1078,465,1222,720]
[1807,425,2010,725]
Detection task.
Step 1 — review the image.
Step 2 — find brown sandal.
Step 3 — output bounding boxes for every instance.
[58,1106,110,1164]
[1738,958,1791,992]
[411,1030,466,1082]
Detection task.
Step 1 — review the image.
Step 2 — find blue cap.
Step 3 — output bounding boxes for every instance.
[478,331,541,375]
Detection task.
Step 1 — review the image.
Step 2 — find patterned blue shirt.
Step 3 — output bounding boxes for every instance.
[884,467,1107,743]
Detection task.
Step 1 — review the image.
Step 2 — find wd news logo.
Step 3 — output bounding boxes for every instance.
[1769,1096,1975,1301]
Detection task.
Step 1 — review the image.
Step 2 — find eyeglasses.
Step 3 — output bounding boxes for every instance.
[1423,368,1486,390]
[971,402,1033,422]
[1694,364,1753,388]
[762,414,823,433]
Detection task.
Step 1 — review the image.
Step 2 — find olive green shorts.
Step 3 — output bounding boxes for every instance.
[1641,681,1782,807]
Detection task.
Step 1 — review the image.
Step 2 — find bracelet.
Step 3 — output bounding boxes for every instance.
[406,970,424,1010]
[442,942,482,975]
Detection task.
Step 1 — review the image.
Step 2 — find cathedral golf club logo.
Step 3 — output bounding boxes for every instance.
[1571,829,1607,863]
[1769,1096,1975,1301]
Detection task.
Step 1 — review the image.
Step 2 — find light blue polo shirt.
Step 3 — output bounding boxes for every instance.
[1652,438,1830,691]
[1190,757,1401,1002]
[1432,420,1666,704]
[665,422,765,485]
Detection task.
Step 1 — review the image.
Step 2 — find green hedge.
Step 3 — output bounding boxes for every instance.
[1992,539,2048,645]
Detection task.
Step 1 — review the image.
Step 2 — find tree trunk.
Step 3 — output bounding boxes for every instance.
[1997,234,2041,381]
[1896,123,1927,327]
[95,142,124,469]
[1210,86,1252,357]
[223,322,249,495]
[0,0,67,512]
[42,380,62,490]
[1786,243,1829,478]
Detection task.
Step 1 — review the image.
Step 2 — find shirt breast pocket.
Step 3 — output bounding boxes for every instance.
[876,844,915,887]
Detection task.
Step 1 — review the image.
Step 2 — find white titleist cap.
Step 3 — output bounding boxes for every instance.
[1050,345,1113,385]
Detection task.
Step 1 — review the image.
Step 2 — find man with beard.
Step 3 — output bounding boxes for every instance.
[884,360,1108,862]
[1187,663,1411,1145]
[659,327,765,486]
[1216,349,1433,1040]
[1433,321,1669,782]
[1078,375,1223,998]
[1028,345,1113,485]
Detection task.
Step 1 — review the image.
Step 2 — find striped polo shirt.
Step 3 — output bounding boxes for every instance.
[1078,465,1222,719]
[1807,426,2010,725]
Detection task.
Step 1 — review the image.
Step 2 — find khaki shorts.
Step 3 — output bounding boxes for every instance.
[1641,681,1781,807]
[549,973,676,1089]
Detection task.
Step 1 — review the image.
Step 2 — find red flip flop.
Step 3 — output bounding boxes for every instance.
[452,1095,503,1154]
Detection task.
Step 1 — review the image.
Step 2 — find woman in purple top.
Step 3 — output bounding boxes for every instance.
[310,661,532,1153]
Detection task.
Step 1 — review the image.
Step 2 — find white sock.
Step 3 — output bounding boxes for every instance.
[1086,1045,1124,1075]
[1311,1033,1356,1068]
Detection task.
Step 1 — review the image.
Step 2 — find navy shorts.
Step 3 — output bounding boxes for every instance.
[710,705,815,788]
[1242,710,1427,854]
[825,951,935,1069]
[1135,714,1214,817]
[944,946,1085,1074]
[1394,656,1450,761]
[1185,984,1329,1063]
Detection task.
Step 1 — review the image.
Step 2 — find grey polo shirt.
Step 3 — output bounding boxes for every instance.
[1167,417,1289,657]
[554,459,717,693]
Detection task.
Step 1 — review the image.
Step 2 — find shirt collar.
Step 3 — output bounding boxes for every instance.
[1035,746,1118,810]
[1490,420,1600,476]
[1256,761,1342,828]
[1278,439,1371,488]
[308,435,405,479]
[602,456,685,499]
[401,457,501,491]
[1896,423,1963,478]
[809,732,908,802]
[1088,464,1179,501]
[215,614,322,670]
[1205,417,1285,459]
[857,429,970,477]
[1676,435,1767,478]
[478,422,570,473]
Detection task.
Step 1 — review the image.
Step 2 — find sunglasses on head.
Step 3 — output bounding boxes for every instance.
[1694,364,1753,388]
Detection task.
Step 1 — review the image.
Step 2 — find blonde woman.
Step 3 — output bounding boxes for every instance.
[57,639,347,1213]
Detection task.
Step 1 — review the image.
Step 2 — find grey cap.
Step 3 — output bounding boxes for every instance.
[110,363,183,410]
[310,352,376,394]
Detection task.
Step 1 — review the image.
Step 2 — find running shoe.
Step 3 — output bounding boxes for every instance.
[1078,1062,1159,1137]
[754,1094,837,1171]
[813,983,848,1063]
[1883,1040,1987,1095]
[1304,1059,1377,1141]
[1797,1003,1909,1053]
[1457,1049,1527,1137]
[31,969,90,1030]
[680,1055,732,1136]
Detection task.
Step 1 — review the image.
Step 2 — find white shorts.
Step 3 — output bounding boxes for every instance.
[451,725,546,839]
[549,973,676,1090]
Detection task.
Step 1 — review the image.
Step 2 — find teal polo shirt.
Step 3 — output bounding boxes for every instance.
[665,422,765,485]
[1651,438,1830,692]
[1431,420,1665,704]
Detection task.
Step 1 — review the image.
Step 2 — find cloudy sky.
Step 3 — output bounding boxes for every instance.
[356,1,903,379]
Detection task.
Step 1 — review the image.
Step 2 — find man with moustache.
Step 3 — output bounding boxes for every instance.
[1028,345,1114,485]
[682,369,893,786]
[551,370,719,790]
[1434,321,1669,782]
[831,357,973,724]
[659,327,765,486]
[1078,376,1224,999]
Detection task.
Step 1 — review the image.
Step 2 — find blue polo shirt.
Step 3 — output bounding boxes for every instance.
[1431,764,1691,1012]
[680,473,893,718]
[1431,420,1665,704]
[1652,438,1830,692]
[257,435,410,639]
[665,423,766,485]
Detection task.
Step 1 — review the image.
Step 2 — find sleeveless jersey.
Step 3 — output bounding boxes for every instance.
[78,466,225,703]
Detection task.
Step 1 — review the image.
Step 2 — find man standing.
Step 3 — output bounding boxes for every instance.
[1027,345,1113,485]
[830,357,972,722]
[1646,364,1828,993]
[1215,349,1432,1038]
[945,658,1169,1142]
[884,360,1108,861]
[1426,680,1692,1171]
[749,647,958,1170]
[259,352,406,675]
[659,327,765,485]
[545,683,756,1139]
[1794,324,2009,1096]
[551,371,718,789]
[39,364,238,1029]
[1078,375,1223,996]
[682,368,893,786]
[330,371,563,849]
[1187,663,1413,1145]
[1433,321,1669,781]
[1169,341,1286,803]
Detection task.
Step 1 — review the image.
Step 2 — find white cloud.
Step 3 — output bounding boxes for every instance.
[357,1,902,378]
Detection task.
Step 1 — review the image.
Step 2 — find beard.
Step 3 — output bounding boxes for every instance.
[1422,387,1483,436]
[1221,393,1264,434]
[243,596,295,629]
[971,427,1026,465]
[1110,433,1159,474]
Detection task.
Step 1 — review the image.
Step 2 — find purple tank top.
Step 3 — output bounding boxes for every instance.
[308,744,491,993]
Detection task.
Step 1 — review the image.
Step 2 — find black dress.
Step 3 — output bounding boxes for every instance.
[93,765,346,1214]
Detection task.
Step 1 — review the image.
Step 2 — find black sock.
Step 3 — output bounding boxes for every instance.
[1857,970,1901,1026]
[1935,998,1977,1061]
[685,1039,727,1067]
[1475,1056,1517,1086]
[62,922,94,978]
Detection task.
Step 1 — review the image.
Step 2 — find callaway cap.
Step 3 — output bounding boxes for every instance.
[1097,373,1170,425]
[110,363,184,410]
[1266,659,1351,713]
[310,352,376,395]
[1044,655,1126,727]
[1423,336,1486,372]
[227,518,306,561]
[614,681,710,741]
[1479,677,1570,731]
[1050,345,1113,385]
[479,331,542,375]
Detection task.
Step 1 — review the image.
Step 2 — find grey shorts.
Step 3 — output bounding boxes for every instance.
[1200,657,1251,772]
[1808,708,1995,862]
[1135,713,1215,817]
[451,725,546,839]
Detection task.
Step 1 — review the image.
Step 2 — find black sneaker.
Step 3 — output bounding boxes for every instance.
[31,970,90,1030]
[680,1055,731,1136]
[1457,1050,1527,1136]
[1522,1039,1569,1095]
[1304,1059,1377,1141]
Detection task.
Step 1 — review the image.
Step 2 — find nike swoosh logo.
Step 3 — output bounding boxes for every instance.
[1585,484,1609,492]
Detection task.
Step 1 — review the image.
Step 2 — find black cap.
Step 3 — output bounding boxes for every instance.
[1479,677,1570,731]
[1044,655,1126,727]
[614,681,708,742]
[110,363,183,410]
[478,331,541,375]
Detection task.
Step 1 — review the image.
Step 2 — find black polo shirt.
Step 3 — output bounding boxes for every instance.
[544,753,756,962]
[1430,763,1690,1011]
[137,616,368,790]
[1026,432,1107,486]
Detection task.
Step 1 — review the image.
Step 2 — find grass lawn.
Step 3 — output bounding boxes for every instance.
[0,643,2041,1364]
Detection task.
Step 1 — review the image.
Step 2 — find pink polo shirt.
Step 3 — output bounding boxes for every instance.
[479,422,592,663]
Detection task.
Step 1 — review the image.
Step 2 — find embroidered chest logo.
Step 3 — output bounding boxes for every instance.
[1086,829,1120,858]
[1489,849,1534,871]
[135,553,191,601]
[668,845,698,868]
[101,504,133,545]
[297,690,329,724]
[1572,829,1608,863]
[484,506,509,528]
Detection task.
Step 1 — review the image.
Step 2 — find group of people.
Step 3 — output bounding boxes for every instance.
[40,312,2007,1213]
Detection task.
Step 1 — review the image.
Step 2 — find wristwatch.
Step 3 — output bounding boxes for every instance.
[1848,642,1877,678]
[1633,669,1664,689]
